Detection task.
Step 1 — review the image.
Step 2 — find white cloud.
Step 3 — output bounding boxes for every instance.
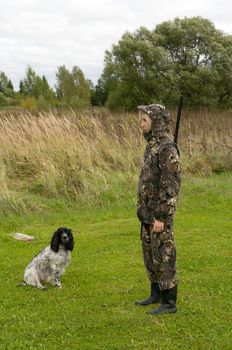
[1,0,232,90]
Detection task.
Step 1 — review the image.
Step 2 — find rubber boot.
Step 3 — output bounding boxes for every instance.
[147,285,177,315]
[135,282,161,306]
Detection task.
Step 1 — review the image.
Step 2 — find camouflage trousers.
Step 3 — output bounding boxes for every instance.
[141,216,178,291]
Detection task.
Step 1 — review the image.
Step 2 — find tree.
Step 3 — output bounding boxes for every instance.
[71,66,91,107]
[101,27,172,110]
[7,80,14,90]
[211,35,232,107]
[20,66,56,107]
[154,16,226,107]
[55,65,91,108]
[102,17,232,110]
[19,80,24,95]
[55,65,71,101]
[0,72,10,92]
[21,66,52,97]
[0,71,16,105]
[22,66,37,96]
[91,78,108,106]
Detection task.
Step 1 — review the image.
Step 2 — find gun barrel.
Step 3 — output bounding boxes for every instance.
[174,95,184,144]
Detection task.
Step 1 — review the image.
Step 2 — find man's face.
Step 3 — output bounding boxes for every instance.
[140,113,152,133]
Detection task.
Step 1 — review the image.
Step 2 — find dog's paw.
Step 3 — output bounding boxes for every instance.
[38,285,47,290]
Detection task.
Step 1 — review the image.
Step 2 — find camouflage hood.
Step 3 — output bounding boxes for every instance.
[138,104,171,141]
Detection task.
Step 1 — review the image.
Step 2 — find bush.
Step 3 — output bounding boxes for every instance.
[69,96,90,109]
[20,96,37,110]
[36,95,51,111]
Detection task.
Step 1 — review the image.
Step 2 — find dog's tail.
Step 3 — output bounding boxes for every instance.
[17,281,27,287]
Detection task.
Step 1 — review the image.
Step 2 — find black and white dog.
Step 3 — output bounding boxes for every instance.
[21,227,74,289]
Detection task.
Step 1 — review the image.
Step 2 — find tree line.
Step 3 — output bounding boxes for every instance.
[1,16,232,111]
[0,65,92,110]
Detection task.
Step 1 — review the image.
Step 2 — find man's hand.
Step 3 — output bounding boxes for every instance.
[152,220,164,233]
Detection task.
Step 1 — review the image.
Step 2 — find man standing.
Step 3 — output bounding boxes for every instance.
[135,104,181,315]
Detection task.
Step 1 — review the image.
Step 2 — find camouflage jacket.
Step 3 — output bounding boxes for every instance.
[137,135,181,224]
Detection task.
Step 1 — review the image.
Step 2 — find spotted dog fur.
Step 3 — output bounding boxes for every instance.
[22,227,74,289]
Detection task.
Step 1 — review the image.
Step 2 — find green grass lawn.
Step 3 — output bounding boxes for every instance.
[0,173,231,350]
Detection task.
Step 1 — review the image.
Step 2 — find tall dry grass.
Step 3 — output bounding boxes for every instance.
[0,108,231,211]
[0,110,143,204]
[175,109,232,175]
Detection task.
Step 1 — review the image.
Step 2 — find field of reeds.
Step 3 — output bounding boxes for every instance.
[0,108,231,214]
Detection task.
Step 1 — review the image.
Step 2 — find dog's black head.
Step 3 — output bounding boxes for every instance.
[50,227,74,253]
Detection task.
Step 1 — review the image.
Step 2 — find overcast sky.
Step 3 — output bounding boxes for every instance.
[1,0,232,90]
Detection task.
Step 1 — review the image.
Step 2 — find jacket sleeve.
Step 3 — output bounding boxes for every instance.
[154,143,181,221]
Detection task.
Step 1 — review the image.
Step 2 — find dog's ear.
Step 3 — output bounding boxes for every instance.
[50,231,60,252]
[67,230,74,251]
